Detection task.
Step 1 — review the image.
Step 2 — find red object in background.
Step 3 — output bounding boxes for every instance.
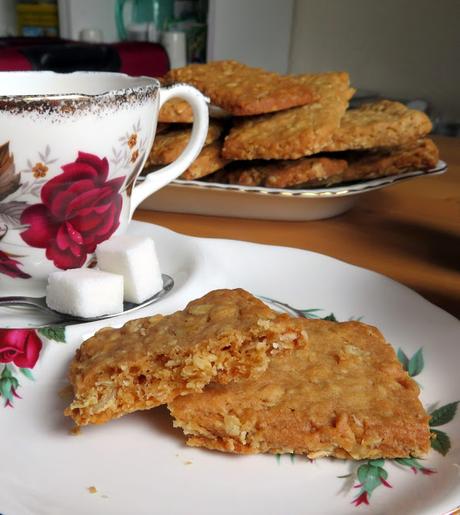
[116,41,169,77]
[0,38,169,77]
[0,47,33,71]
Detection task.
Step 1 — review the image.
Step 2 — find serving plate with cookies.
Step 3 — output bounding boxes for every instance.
[140,61,446,220]
[1,219,459,515]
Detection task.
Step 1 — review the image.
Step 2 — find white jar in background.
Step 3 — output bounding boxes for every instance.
[79,28,103,43]
[160,31,187,69]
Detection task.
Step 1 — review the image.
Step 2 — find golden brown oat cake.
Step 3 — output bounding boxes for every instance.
[212,139,439,189]
[147,121,224,166]
[159,97,194,123]
[294,138,440,187]
[216,157,347,188]
[222,72,354,160]
[169,319,430,459]
[342,138,439,182]
[65,289,308,426]
[323,100,432,152]
[180,141,230,180]
[206,165,266,187]
[164,60,318,116]
[156,76,194,123]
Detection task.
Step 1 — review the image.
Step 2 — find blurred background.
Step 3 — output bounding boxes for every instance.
[0,0,458,135]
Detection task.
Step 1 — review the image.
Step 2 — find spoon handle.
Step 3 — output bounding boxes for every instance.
[0,296,48,310]
[0,274,174,325]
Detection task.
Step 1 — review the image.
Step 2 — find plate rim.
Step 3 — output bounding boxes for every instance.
[160,160,447,198]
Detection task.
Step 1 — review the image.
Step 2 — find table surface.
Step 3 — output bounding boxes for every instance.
[134,135,460,320]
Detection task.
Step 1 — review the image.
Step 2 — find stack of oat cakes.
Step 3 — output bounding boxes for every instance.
[145,60,438,188]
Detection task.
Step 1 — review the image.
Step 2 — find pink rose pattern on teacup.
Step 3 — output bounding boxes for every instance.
[0,249,30,278]
[0,122,147,278]
[20,152,125,269]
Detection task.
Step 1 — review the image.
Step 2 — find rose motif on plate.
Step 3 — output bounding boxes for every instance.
[0,329,42,368]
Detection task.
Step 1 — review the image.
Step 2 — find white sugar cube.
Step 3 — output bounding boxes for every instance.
[46,268,124,318]
[96,235,163,304]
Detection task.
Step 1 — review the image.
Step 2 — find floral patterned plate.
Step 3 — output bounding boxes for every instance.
[0,221,459,515]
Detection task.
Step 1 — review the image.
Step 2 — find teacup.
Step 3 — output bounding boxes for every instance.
[0,71,208,295]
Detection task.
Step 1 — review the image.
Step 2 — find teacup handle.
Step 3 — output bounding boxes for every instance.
[130,83,209,216]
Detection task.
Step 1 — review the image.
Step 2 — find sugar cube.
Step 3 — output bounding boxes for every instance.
[46,268,124,318]
[96,235,163,304]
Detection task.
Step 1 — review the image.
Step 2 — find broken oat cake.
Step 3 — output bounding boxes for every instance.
[65,289,308,426]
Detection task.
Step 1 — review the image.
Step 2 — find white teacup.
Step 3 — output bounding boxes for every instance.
[0,71,208,294]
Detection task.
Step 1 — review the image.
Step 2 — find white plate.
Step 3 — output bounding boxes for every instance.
[1,220,459,515]
[140,161,447,221]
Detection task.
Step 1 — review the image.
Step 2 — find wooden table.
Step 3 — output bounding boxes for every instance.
[134,136,460,319]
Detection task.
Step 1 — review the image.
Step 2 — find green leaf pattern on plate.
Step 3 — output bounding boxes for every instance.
[397,348,424,377]
[428,402,459,456]
[429,401,459,427]
[430,429,451,456]
[37,326,67,343]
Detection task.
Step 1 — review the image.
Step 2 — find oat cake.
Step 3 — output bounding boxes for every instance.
[164,60,318,116]
[288,138,439,187]
[342,138,439,182]
[180,141,230,180]
[211,138,438,188]
[169,319,430,459]
[156,77,194,123]
[323,100,432,152]
[147,120,224,166]
[222,72,354,160]
[65,289,308,426]
[159,97,194,123]
[212,157,348,188]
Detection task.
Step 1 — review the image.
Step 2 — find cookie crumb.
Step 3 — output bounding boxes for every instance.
[88,486,97,494]
[184,460,193,465]
[69,426,81,436]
